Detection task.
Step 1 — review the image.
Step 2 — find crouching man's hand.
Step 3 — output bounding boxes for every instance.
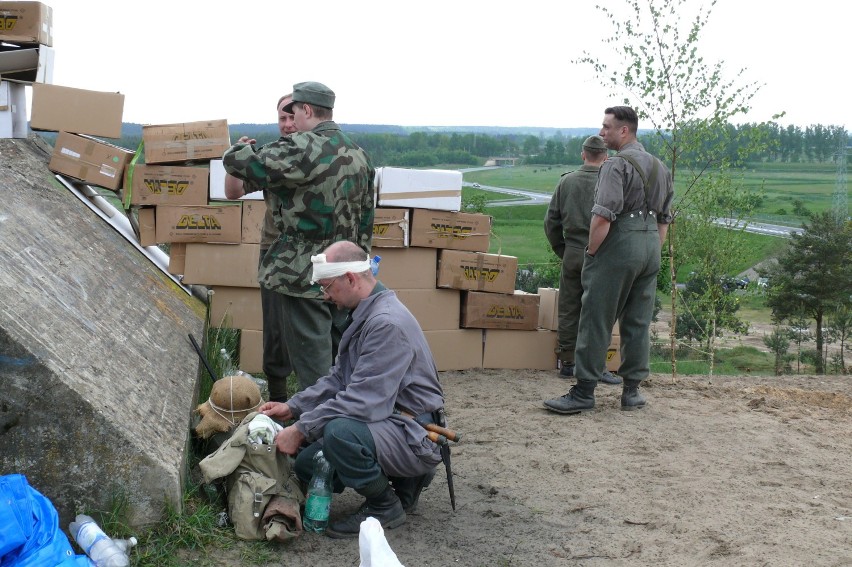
[274,425,306,456]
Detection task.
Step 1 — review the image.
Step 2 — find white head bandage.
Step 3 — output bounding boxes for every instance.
[310,253,371,284]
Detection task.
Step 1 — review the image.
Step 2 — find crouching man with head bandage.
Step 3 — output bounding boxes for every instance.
[260,240,445,538]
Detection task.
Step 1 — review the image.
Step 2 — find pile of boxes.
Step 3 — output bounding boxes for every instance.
[0,1,53,137]
[7,4,615,374]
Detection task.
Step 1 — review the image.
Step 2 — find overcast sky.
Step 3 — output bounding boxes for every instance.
[34,0,850,130]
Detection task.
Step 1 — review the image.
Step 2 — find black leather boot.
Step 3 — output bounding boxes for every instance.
[621,379,646,411]
[391,467,437,513]
[325,482,406,539]
[543,380,596,414]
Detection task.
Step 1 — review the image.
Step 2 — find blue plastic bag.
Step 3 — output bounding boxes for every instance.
[0,474,90,566]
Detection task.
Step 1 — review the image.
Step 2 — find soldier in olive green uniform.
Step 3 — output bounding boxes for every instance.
[544,135,620,385]
[223,82,375,392]
[545,106,673,414]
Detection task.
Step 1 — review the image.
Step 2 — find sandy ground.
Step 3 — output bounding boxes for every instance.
[198,369,852,567]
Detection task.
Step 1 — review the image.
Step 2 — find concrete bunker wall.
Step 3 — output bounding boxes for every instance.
[0,137,206,527]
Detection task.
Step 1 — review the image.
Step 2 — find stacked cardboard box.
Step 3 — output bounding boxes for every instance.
[0,1,54,138]
[373,167,556,372]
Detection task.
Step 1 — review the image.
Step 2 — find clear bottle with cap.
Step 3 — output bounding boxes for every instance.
[219,348,236,378]
[68,514,130,567]
[303,450,334,533]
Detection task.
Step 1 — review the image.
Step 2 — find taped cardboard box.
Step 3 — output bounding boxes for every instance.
[126,164,209,206]
[31,83,124,138]
[395,288,461,331]
[375,167,462,211]
[437,250,518,295]
[461,290,540,331]
[137,207,156,247]
[155,204,241,244]
[208,159,263,201]
[240,200,266,244]
[483,329,557,370]
[167,242,185,275]
[537,287,559,331]
[0,44,53,84]
[372,207,409,248]
[0,1,53,45]
[376,247,438,290]
[210,286,262,330]
[48,132,136,191]
[143,119,231,164]
[183,243,260,288]
[239,330,263,374]
[423,329,483,371]
[409,209,491,252]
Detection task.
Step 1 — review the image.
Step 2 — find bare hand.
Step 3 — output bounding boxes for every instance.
[260,401,293,421]
[274,425,305,456]
[238,136,257,145]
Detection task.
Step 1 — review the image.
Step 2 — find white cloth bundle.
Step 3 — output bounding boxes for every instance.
[246,413,283,445]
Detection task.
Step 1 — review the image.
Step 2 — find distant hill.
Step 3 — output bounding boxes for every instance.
[119,123,602,138]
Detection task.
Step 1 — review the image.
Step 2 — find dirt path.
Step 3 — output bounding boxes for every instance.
[205,370,852,566]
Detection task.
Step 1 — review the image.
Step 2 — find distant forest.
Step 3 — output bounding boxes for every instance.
[43,122,849,168]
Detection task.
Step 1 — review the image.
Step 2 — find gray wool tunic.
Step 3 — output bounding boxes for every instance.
[287,288,444,477]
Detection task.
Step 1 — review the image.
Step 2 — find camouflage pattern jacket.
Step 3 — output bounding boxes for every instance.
[222,121,375,297]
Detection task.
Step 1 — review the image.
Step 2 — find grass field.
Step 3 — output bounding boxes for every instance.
[465,161,840,226]
[464,161,837,278]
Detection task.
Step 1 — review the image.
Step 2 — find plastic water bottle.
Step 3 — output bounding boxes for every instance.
[303,450,334,533]
[68,514,130,567]
[370,255,381,276]
[219,348,236,378]
[112,537,137,555]
[238,370,269,401]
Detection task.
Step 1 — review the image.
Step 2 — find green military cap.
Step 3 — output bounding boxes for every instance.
[582,135,606,151]
[282,81,335,113]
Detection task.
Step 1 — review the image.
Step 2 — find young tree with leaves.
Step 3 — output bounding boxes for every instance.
[576,0,773,376]
[761,213,852,374]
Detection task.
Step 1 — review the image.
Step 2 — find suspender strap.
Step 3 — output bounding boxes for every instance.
[617,152,659,217]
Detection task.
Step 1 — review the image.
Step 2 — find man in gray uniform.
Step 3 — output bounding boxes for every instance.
[260,240,444,538]
[545,106,673,414]
[544,135,620,385]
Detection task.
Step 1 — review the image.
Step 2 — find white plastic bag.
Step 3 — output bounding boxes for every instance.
[358,517,405,567]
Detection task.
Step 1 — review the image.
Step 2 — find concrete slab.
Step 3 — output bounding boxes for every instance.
[0,137,206,527]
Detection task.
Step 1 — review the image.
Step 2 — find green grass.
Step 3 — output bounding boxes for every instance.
[650,346,776,375]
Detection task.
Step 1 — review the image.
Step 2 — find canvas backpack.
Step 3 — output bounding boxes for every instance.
[199,412,305,541]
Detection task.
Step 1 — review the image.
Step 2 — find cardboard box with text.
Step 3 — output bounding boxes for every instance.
[143,119,230,164]
[461,290,540,330]
[437,250,518,295]
[155,204,241,244]
[409,209,491,252]
[0,2,53,45]
[126,164,209,206]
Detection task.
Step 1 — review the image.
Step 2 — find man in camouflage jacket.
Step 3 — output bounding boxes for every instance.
[223,81,375,392]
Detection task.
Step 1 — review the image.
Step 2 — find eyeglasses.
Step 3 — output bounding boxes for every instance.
[319,276,342,295]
